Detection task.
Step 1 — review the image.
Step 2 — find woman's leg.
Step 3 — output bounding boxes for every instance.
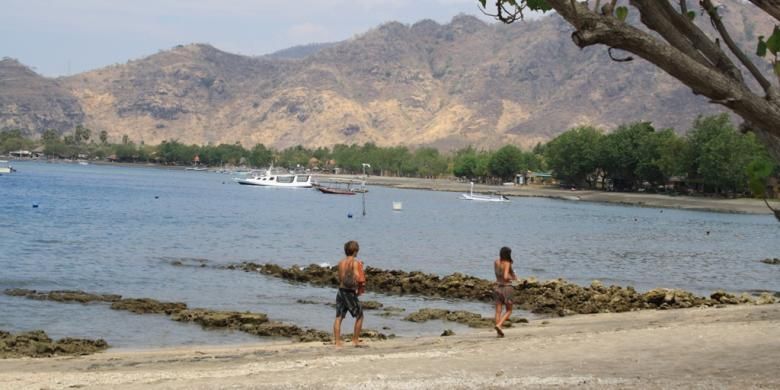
[498,302,513,328]
[494,303,505,337]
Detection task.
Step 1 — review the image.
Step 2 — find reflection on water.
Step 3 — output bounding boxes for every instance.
[1,161,778,347]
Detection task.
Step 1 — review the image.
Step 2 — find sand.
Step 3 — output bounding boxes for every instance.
[1,304,777,389]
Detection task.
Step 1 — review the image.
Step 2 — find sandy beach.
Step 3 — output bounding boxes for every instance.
[1,304,777,389]
[341,175,780,215]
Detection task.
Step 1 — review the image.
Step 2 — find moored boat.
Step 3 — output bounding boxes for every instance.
[235,166,313,188]
[0,160,14,175]
[460,182,509,202]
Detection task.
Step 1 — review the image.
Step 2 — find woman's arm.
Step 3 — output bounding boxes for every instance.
[502,261,511,281]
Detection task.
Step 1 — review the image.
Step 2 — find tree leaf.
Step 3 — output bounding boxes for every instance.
[615,6,628,22]
[765,26,780,55]
[478,0,486,7]
[757,36,767,57]
[525,0,552,12]
[686,11,696,21]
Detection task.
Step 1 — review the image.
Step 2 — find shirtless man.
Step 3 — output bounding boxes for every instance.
[493,246,517,337]
[333,240,366,347]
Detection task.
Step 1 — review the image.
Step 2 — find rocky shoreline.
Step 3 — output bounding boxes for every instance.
[5,262,777,358]
[229,262,778,315]
[0,330,108,358]
[2,288,388,351]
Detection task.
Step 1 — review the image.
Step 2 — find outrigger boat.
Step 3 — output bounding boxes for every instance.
[0,160,14,175]
[460,182,509,202]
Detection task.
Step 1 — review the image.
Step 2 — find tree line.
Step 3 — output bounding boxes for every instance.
[1,114,777,196]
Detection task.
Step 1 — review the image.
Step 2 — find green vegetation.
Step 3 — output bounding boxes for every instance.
[1,114,777,197]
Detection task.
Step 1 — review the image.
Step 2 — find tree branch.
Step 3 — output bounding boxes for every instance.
[629,1,716,70]
[747,0,780,23]
[634,0,743,82]
[546,0,780,139]
[701,0,775,97]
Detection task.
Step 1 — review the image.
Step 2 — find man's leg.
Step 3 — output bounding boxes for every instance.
[333,316,343,346]
[352,314,363,346]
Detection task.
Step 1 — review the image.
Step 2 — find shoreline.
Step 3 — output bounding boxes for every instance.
[1,304,777,389]
[335,174,780,215]
[11,159,779,215]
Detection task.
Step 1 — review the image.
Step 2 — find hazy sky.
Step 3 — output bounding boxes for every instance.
[0,0,500,77]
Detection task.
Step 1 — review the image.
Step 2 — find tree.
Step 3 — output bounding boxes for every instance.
[42,129,60,144]
[687,114,772,194]
[488,145,525,181]
[99,130,108,145]
[453,146,479,178]
[248,143,273,167]
[545,126,603,186]
[599,122,657,190]
[74,125,91,144]
[479,0,780,162]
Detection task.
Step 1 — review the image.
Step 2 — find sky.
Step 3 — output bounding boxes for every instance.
[0,0,501,77]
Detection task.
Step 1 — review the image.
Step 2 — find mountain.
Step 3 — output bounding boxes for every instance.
[0,5,773,150]
[0,58,84,137]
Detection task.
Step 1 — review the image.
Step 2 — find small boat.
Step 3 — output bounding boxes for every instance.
[460,182,509,202]
[0,160,14,175]
[185,166,208,171]
[316,185,357,195]
[235,165,313,188]
[314,178,367,195]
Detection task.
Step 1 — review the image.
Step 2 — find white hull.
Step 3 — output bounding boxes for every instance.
[460,193,509,202]
[460,182,509,202]
[0,167,10,174]
[237,174,313,188]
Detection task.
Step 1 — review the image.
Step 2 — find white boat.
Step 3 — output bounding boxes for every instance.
[460,182,509,202]
[235,166,313,188]
[0,160,14,175]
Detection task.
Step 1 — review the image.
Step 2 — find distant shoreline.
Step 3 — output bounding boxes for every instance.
[10,159,779,215]
[326,174,780,215]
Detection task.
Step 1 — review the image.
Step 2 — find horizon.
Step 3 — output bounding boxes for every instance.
[0,0,525,77]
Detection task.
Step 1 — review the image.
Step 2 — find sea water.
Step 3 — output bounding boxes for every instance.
[1,161,778,348]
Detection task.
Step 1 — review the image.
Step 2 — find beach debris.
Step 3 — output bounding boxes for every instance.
[441,329,455,336]
[227,263,762,316]
[0,330,108,358]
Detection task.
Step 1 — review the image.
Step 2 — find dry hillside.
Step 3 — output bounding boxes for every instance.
[0,3,774,150]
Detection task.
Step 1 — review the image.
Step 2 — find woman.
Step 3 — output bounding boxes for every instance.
[493,246,517,337]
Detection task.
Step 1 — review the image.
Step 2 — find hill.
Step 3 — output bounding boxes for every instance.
[0,4,773,150]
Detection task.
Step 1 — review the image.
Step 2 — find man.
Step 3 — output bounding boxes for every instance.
[333,240,366,347]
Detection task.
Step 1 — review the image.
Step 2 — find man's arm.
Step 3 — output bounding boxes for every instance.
[355,260,366,295]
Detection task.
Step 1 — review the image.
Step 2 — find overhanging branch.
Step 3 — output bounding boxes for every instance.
[747,0,780,23]
[702,0,775,97]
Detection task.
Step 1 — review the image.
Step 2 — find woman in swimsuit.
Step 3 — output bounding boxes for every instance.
[493,246,517,337]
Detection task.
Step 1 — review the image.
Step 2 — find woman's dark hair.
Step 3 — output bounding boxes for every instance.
[499,246,513,263]
[344,240,360,256]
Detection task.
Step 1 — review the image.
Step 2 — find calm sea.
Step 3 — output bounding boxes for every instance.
[1,161,778,348]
